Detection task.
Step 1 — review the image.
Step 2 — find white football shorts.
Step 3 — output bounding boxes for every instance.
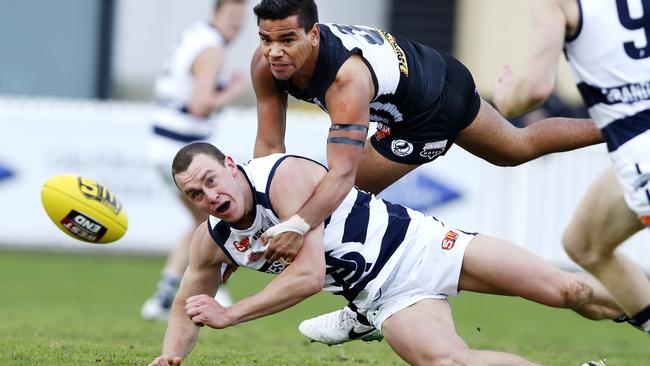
[363,216,475,331]
[610,130,650,224]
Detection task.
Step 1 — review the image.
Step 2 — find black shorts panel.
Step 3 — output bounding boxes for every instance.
[371,53,481,165]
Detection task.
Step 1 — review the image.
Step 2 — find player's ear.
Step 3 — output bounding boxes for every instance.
[224,155,238,176]
[309,23,319,46]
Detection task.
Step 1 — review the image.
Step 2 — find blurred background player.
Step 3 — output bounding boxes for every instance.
[492,0,650,336]
[141,0,248,321]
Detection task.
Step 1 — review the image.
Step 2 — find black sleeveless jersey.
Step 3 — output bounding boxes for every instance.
[273,23,446,131]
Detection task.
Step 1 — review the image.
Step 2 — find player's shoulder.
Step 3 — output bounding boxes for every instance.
[183,21,225,47]
[190,220,227,267]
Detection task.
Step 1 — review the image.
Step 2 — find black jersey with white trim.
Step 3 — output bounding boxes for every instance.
[207,153,420,302]
[272,24,446,130]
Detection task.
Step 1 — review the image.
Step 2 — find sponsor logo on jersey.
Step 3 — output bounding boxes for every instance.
[374,123,392,140]
[370,102,404,123]
[234,237,251,252]
[60,210,107,242]
[266,261,286,274]
[641,215,650,227]
[77,177,123,215]
[601,81,650,105]
[441,230,458,250]
[420,140,448,160]
[391,139,413,157]
[378,30,408,76]
[247,250,265,262]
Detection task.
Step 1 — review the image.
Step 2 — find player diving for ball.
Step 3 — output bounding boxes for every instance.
[147,142,624,366]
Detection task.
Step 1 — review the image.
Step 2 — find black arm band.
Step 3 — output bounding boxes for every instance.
[327,137,366,147]
[329,124,369,133]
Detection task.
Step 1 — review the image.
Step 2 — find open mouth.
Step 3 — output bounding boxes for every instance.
[216,201,231,214]
[271,63,290,70]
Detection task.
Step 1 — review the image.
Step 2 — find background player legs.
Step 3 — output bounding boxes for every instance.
[459,234,622,320]
[381,299,542,366]
[354,139,419,194]
[563,166,650,317]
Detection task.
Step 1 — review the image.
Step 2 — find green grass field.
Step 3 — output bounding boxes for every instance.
[0,249,647,366]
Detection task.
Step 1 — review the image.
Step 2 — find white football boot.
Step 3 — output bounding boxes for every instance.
[299,306,383,345]
[581,360,607,366]
[141,287,233,321]
[140,297,170,321]
[214,286,234,306]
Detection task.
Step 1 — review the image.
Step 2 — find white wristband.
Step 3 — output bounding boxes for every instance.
[265,214,310,238]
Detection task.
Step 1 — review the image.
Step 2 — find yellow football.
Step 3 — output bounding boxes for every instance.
[41,175,128,244]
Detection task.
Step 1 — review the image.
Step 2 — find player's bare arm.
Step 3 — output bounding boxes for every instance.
[252,47,289,158]
[190,47,248,118]
[149,222,228,366]
[493,0,578,118]
[264,55,373,261]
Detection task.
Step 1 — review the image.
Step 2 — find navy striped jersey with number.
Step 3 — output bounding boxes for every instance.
[207,154,419,302]
[153,22,229,141]
[272,23,445,130]
[565,0,650,152]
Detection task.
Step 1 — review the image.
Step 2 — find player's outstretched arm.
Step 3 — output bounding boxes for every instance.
[149,222,226,365]
[492,0,567,118]
[263,55,372,262]
[251,48,289,158]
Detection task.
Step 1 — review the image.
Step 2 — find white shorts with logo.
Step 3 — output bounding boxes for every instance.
[360,215,475,331]
[610,130,650,224]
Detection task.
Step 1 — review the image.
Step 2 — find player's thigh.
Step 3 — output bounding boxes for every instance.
[458,234,574,307]
[565,165,643,255]
[355,141,419,194]
[381,299,469,366]
[455,98,526,165]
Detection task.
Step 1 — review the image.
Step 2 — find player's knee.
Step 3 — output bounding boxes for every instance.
[412,350,471,366]
[559,275,593,309]
[562,231,604,271]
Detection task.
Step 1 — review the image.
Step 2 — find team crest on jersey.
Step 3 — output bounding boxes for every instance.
[391,139,413,157]
[420,140,447,160]
[233,237,251,252]
[441,230,458,250]
[375,123,392,140]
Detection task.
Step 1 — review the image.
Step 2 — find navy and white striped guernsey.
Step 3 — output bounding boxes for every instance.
[565,0,650,152]
[207,153,420,302]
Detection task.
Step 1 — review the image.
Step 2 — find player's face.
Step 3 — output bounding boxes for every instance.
[175,154,248,224]
[258,15,319,80]
[215,2,246,42]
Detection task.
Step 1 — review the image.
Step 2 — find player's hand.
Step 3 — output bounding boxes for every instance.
[492,64,514,113]
[148,356,183,366]
[262,231,304,264]
[185,294,233,329]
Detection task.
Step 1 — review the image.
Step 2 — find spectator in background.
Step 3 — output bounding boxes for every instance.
[141,0,248,321]
[492,0,650,340]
